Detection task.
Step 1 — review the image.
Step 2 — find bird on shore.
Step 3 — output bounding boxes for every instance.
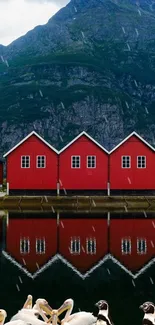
[139,301,155,325]
[11,298,53,324]
[0,308,58,325]
[95,300,113,325]
[51,298,97,325]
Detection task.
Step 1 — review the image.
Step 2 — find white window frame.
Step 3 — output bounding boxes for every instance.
[20,238,30,254]
[36,238,46,254]
[36,155,46,168]
[137,156,146,169]
[70,237,80,254]
[137,238,147,254]
[121,238,131,255]
[121,156,131,168]
[21,156,30,168]
[86,237,96,254]
[71,156,81,168]
[87,156,96,169]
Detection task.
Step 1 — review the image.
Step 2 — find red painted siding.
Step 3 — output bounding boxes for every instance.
[6,219,57,272]
[110,219,155,271]
[7,135,58,190]
[110,135,155,189]
[59,218,108,272]
[59,135,108,190]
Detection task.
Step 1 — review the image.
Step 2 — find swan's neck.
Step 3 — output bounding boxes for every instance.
[52,314,58,325]
[0,320,5,325]
[63,301,74,323]
[36,303,48,322]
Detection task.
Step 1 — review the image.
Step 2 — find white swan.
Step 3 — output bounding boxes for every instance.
[0,308,58,325]
[11,299,53,324]
[0,309,27,325]
[55,299,97,325]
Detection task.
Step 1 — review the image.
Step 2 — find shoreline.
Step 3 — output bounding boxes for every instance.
[1,195,155,211]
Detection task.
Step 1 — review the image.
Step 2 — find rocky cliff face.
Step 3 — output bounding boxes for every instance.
[1,0,155,156]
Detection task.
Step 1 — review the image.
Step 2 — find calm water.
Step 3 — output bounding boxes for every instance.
[0,210,155,325]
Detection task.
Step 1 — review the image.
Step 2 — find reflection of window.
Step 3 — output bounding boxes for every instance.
[137,238,147,254]
[36,238,45,254]
[87,156,96,168]
[121,238,131,254]
[122,156,131,168]
[137,156,146,168]
[20,238,30,254]
[86,238,96,254]
[71,156,80,168]
[70,237,80,254]
[21,156,30,168]
[37,156,46,168]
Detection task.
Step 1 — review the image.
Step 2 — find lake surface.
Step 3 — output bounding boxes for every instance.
[0,210,155,325]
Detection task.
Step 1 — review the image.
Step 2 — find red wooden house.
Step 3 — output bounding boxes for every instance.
[59,218,108,272]
[3,131,58,195]
[110,218,155,272]
[59,132,109,194]
[5,218,57,273]
[109,132,155,194]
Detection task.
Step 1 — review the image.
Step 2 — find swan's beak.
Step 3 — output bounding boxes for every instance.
[47,310,61,324]
[23,296,33,309]
[57,302,71,316]
[0,314,6,323]
[39,302,53,316]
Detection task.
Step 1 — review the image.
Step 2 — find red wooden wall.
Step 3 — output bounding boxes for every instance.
[59,135,108,190]
[110,136,155,189]
[7,135,58,190]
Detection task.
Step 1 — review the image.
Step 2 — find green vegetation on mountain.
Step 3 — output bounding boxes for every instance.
[0,0,155,154]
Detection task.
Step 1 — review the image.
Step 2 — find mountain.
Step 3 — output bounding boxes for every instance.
[1,0,155,155]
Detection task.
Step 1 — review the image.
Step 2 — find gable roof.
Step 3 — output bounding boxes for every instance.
[3,131,58,158]
[109,131,155,154]
[59,131,109,154]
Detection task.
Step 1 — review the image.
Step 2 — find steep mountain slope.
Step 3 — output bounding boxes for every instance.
[1,0,155,155]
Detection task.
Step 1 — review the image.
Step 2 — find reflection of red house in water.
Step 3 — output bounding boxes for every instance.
[110,219,155,271]
[6,219,57,273]
[59,218,108,272]
[3,215,155,277]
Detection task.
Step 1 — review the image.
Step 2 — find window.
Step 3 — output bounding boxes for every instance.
[137,156,146,168]
[137,238,147,254]
[37,156,46,168]
[20,238,30,254]
[87,156,96,168]
[21,156,30,168]
[121,238,131,254]
[122,156,131,168]
[86,238,96,254]
[70,237,80,254]
[71,156,80,168]
[36,238,45,254]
